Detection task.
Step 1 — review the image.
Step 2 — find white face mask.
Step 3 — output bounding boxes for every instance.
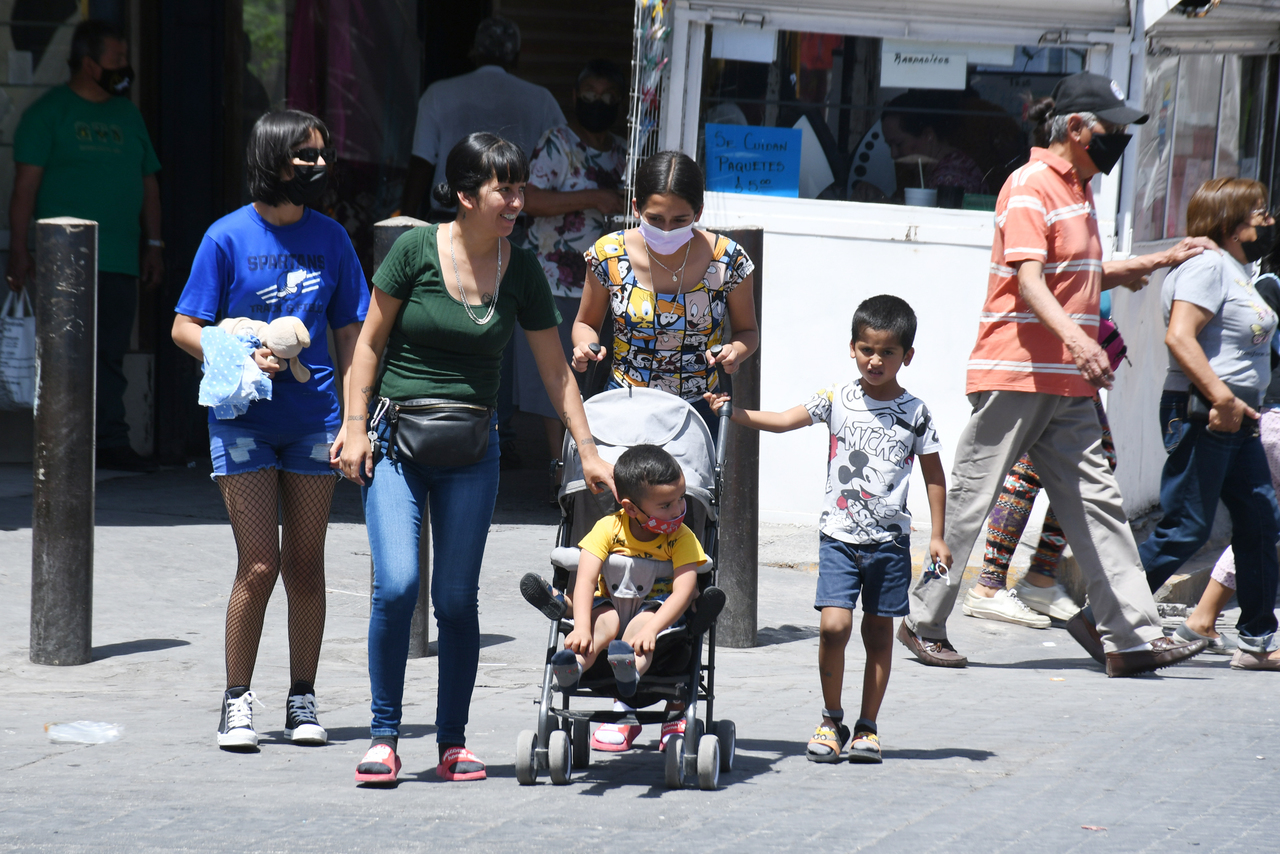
[638,219,695,255]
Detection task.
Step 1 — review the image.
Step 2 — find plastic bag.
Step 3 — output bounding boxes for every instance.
[45,721,124,744]
[0,290,35,410]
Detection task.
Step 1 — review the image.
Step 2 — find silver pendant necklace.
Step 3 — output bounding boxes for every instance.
[449,222,501,325]
[646,238,692,285]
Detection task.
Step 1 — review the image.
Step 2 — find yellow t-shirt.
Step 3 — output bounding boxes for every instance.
[578,510,708,600]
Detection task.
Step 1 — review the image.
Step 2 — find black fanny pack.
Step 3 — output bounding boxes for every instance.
[368,397,492,466]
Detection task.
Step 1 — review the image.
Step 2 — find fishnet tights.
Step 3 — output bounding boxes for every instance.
[219,469,336,690]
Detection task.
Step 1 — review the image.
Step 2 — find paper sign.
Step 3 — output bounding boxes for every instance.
[710,24,777,64]
[880,40,966,90]
[704,123,801,197]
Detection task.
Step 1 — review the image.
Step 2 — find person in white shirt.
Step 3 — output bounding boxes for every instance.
[400,16,564,222]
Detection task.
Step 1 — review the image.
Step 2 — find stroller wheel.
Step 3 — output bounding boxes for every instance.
[696,734,721,790]
[548,729,571,785]
[711,720,736,772]
[515,730,539,785]
[664,734,685,789]
[571,719,591,769]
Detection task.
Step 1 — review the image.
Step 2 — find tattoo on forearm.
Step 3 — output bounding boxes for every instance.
[347,415,366,421]
[578,437,596,447]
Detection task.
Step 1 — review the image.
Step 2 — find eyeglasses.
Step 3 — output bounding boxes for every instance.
[1250,208,1276,223]
[578,91,619,106]
[292,147,335,164]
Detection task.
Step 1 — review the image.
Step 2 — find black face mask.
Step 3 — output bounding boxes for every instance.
[1084,130,1131,176]
[281,164,328,208]
[575,99,619,134]
[96,64,135,97]
[1242,223,1276,264]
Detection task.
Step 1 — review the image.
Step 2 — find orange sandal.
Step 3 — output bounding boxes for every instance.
[590,722,642,752]
[354,743,401,785]
[658,718,686,752]
[436,745,486,781]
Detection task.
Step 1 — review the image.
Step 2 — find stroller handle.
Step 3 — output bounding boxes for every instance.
[709,345,733,419]
[588,342,602,355]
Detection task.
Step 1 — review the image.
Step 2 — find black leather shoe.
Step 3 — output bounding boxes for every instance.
[1105,636,1208,677]
[519,572,567,620]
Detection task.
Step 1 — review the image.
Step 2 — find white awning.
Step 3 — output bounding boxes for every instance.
[1144,1,1280,54]
[682,1,1132,45]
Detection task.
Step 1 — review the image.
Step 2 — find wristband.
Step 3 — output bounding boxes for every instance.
[146,239,164,248]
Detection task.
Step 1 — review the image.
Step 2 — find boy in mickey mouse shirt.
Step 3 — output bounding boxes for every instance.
[706,294,949,765]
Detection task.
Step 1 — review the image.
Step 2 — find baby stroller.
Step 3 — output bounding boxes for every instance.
[516,383,736,790]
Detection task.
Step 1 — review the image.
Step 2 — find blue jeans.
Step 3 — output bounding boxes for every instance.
[815,534,912,617]
[363,416,501,743]
[1140,391,1279,650]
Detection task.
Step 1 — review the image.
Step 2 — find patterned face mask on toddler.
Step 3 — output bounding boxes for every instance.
[637,498,686,535]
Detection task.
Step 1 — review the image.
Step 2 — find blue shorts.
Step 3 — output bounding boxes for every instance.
[814,534,911,617]
[208,421,339,479]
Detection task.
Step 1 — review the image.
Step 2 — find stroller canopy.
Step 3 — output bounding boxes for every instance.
[561,387,717,518]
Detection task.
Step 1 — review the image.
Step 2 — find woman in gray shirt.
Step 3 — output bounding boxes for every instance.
[1139,177,1280,670]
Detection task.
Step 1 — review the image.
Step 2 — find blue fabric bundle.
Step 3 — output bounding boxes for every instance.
[198,326,272,420]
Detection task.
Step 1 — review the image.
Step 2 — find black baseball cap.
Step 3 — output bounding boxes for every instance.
[1050,72,1148,126]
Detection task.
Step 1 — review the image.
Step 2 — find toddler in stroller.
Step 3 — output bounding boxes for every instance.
[518,386,734,789]
[552,444,706,700]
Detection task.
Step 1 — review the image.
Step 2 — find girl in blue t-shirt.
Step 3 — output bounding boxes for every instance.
[172,111,369,752]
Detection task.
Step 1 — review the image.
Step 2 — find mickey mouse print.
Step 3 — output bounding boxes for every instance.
[804,381,941,544]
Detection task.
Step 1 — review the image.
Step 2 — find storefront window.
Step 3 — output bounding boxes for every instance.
[1132,53,1277,244]
[1132,54,1178,245]
[698,29,1085,210]
[1166,54,1224,239]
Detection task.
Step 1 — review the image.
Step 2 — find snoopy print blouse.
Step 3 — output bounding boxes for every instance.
[585,230,754,400]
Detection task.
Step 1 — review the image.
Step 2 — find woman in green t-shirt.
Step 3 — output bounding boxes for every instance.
[337,133,614,785]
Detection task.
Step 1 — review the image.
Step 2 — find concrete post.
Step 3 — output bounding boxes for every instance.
[30,217,98,666]
[370,216,434,657]
[715,227,763,648]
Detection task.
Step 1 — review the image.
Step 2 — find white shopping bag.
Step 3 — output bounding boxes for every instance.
[0,290,35,409]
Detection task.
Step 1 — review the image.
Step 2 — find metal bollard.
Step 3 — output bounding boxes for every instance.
[370,216,434,657]
[30,218,98,666]
[715,227,763,648]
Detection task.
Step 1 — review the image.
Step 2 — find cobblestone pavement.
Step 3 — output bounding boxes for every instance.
[1,468,1277,853]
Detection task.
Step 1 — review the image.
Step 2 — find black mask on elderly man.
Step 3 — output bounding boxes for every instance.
[1084,130,1131,176]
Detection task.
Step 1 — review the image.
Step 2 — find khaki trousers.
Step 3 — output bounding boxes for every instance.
[905,390,1163,652]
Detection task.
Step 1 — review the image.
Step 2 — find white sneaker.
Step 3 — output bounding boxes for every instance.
[962,588,1050,629]
[217,689,261,749]
[285,693,328,745]
[1014,578,1081,621]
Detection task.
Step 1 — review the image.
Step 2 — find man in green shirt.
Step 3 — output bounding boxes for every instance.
[7,20,163,472]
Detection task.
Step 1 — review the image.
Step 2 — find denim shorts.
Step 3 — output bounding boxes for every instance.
[208,421,338,478]
[814,534,911,616]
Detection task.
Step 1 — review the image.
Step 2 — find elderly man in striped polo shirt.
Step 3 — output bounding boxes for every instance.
[899,72,1213,677]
